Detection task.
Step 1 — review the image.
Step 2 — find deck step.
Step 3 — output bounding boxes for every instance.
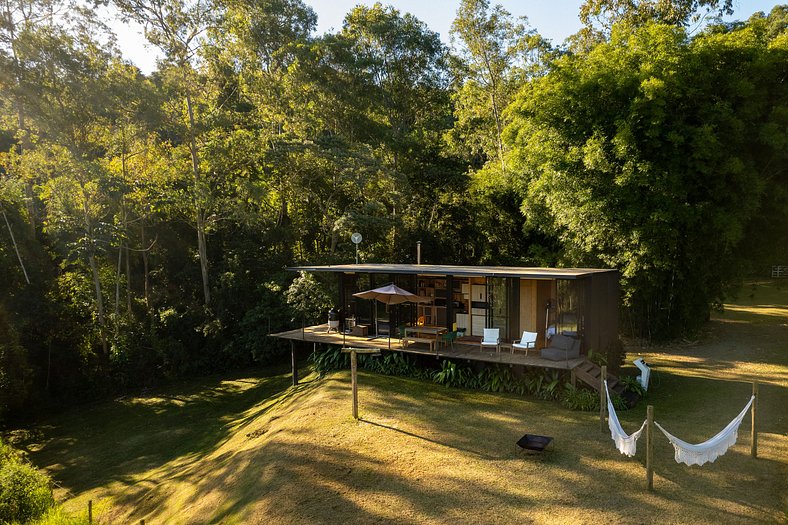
[572,358,625,395]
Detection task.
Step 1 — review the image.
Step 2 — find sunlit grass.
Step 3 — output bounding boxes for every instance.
[10,282,788,524]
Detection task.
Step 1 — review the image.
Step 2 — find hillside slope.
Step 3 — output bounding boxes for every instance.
[12,281,788,524]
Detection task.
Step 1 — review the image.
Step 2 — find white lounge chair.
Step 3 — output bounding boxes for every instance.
[512,330,537,355]
[481,328,500,353]
[633,358,651,391]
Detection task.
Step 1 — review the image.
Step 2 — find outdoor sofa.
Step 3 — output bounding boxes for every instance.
[540,333,581,361]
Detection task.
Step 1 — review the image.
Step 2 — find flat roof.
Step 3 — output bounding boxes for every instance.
[287,263,616,280]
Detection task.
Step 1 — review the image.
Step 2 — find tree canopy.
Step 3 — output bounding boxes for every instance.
[0,0,785,419]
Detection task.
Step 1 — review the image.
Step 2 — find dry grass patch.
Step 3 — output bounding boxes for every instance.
[10,280,788,524]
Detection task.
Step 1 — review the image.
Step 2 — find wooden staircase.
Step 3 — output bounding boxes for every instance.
[572,358,625,395]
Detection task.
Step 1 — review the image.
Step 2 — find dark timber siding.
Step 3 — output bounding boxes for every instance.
[582,271,620,353]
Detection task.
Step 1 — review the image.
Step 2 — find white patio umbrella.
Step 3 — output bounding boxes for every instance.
[353,283,432,348]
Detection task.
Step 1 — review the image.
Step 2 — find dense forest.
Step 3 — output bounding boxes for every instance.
[1,0,786,420]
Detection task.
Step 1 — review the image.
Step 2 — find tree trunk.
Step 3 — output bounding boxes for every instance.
[2,208,30,284]
[84,201,107,355]
[125,241,132,314]
[186,91,211,307]
[141,222,149,307]
[115,242,122,315]
[88,251,108,355]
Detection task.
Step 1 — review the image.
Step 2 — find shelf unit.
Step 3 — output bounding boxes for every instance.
[417,278,447,327]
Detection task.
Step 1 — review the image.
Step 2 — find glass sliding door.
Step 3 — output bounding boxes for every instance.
[487,277,508,338]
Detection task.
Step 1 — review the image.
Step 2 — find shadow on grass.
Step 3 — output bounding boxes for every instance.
[17,363,311,496]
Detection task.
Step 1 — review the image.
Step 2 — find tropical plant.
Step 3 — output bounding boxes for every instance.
[561,383,600,411]
[620,375,646,397]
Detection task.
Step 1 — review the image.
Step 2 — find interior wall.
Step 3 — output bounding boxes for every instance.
[519,279,537,334]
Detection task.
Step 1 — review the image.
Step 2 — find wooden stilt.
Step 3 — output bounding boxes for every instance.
[600,365,607,432]
[646,404,654,491]
[88,500,92,524]
[351,349,358,419]
[751,381,758,458]
[291,341,298,386]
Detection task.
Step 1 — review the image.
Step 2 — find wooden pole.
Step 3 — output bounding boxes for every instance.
[646,404,654,491]
[290,341,298,386]
[88,500,92,524]
[351,349,358,419]
[600,365,607,432]
[751,381,758,458]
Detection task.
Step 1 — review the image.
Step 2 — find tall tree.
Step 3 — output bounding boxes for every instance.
[449,0,550,174]
[113,0,216,306]
[504,17,788,338]
[578,0,735,41]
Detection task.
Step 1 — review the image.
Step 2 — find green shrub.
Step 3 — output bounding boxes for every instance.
[311,346,349,375]
[620,375,646,397]
[561,384,600,411]
[433,360,476,389]
[0,441,54,524]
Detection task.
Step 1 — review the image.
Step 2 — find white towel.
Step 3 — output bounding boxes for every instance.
[655,396,755,466]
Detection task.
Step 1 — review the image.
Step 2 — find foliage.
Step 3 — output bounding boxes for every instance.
[310,346,349,376]
[0,0,783,421]
[433,360,476,389]
[620,375,647,397]
[0,439,54,524]
[284,271,333,324]
[561,383,600,411]
[28,506,91,525]
[505,15,788,339]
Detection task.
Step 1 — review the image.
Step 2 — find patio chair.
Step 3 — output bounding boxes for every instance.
[440,330,458,350]
[512,330,537,355]
[480,328,501,353]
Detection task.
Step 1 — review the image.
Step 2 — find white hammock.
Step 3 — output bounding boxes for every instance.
[604,380,647,457]
[655,396,755,466]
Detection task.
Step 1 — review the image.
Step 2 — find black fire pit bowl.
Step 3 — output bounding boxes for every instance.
[516,433,553,452]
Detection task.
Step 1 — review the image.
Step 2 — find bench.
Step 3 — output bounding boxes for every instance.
[402,337,436,352]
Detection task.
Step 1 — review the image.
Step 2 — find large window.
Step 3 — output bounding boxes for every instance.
[556,279,584,337]
[488,277,509,337]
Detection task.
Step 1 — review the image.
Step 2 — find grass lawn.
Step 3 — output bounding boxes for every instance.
[9,281,788,524]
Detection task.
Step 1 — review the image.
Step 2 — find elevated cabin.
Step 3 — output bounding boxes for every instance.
[288,263,619,355]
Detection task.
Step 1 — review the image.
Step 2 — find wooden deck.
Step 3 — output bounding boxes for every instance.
[271,324,585,371]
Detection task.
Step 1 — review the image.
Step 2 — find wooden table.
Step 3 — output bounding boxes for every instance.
[404,326,446,338]
[403,326,446,351]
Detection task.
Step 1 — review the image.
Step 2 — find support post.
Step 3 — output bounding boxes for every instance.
[290,341,298,386]
[751,381,758,458]
[570,369,577,388]
[88,500,92,524]
[646,404,654,491]
[351,350,358,419]
[600,365,607,432]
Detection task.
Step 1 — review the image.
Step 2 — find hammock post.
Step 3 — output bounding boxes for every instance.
[646,404,654,491]
[751,381,758,458]
[599,365,607,432]
[351,349,358,420]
